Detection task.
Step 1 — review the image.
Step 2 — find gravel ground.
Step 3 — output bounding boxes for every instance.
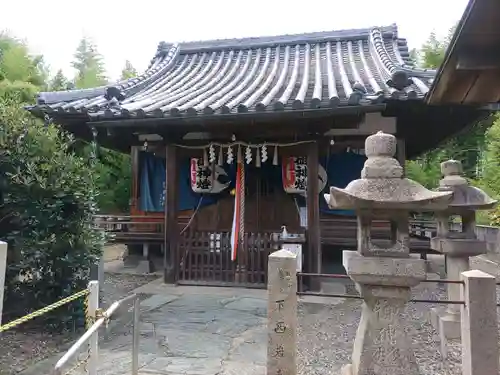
[0,273,156,375]
[297,281,466,375]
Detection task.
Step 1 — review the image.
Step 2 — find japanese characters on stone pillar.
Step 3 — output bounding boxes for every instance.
[324,131,452,375]
[430,160,497,343]
[460,270,499,375]
[267,249,298,375]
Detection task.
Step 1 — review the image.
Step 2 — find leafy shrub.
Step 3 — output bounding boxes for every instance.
[0,97,105,329]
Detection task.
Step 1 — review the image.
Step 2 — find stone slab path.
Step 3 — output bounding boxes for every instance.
[28,281,273,375]
[21,274,464,375]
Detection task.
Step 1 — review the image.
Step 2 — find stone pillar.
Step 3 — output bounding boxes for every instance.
[430,160,497,345]
[460,270,498,375]
[0,241,7,326]
[324,131,452,375]
[342,239,426,375]
[267,249,298,375]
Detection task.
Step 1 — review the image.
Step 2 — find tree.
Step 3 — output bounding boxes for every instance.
[0,95,105,328]
[120,60,137,80]
[71,37,107,89]
[49,69,68,91]
[420,26,456,69]
[0,32,48,100]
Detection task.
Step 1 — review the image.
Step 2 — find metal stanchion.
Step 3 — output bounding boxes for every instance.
[132,296,140,375]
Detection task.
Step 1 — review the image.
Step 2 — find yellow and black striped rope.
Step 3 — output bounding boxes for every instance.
[0,289,89,333]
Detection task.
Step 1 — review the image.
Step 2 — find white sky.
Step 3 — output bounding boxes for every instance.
[0,0,468,81]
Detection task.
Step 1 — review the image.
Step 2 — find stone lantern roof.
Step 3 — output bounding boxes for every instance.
[324,131,453,211]
[438,159,497,210]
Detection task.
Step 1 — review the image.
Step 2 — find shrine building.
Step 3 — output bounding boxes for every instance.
[27,24,490,288]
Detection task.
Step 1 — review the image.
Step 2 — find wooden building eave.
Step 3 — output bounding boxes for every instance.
[426,0,500,105]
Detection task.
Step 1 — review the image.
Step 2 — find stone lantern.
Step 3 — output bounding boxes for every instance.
[430,160,497,344]
[324,131,453,375]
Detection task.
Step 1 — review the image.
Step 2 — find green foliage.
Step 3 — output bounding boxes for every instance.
[49,69,68,91]
[74,144,131,213]
[120,60,137,80]
[0,79,38,103]
[0,96,105,328]
[0,32,48,89]
[420,26,456,69]
[477,115,500,225]
[71,37,107,88]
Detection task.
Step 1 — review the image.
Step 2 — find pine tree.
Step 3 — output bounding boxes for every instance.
[120,60,137,80]
[71,37,107,89]
[49,69,68,91]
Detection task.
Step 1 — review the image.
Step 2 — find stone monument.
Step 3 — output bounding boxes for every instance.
[267,249,298,375]
[324,131,453,375]
[430,160,497,345]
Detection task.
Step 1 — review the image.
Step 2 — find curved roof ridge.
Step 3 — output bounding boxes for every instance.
[157,24,399,54]
[37,44,180,105]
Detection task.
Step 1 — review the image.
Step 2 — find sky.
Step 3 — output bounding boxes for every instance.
[0,0,469,81]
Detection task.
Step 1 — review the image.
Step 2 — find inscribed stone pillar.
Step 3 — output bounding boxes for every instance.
[0,241,6,327]
[430,160,497,342]
[324,131,452,375]
[460,270,499,375]
[267,249,297,375]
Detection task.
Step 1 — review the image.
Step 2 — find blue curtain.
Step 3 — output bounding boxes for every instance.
[320,152,366,216]
[138,151,366,215]
[138,152,217,212]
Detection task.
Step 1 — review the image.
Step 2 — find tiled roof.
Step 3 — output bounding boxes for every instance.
[33,24,436,121]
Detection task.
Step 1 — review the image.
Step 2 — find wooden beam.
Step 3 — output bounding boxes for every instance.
[306,141,321,290]
[164,144,179,284]
[456,48,500,71]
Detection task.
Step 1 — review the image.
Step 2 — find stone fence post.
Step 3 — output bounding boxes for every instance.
[267,249,297,375]
[460,270,498,375]
[0,241,7,327]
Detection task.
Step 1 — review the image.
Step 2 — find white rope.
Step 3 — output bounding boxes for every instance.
[173,140,314,149]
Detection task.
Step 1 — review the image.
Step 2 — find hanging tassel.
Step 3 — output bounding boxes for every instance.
[218,146,224,166]
[255,147,261,167]
[237,144,243,164]
[203,148,209,167]
[227,145,234,164]
[245,146,252,164]
[208,144,216,163]
[272,145,278,166]
[261,144,268,163]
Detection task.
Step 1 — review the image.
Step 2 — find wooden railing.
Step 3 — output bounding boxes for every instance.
[93,214,446,246]
[94,215,164,243]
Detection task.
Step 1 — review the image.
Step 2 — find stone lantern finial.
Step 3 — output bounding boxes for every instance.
[323,131,453,375]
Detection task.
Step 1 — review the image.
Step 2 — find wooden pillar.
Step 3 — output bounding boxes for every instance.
[397,138,406,176]
[306,141,321,289]
[164,144,179,284]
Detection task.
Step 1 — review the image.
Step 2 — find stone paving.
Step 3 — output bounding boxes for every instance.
[20,270,479,375]
[82,283,269,375]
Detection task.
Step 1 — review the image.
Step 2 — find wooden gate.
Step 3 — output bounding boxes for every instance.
[177,230,277,287]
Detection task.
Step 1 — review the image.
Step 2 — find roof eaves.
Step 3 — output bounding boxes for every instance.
[425,0,475,103]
